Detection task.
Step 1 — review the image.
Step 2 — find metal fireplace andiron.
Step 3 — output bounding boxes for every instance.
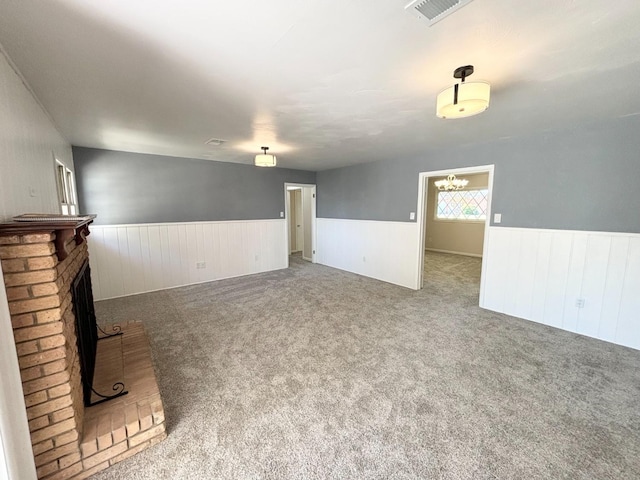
[72,260,128,406]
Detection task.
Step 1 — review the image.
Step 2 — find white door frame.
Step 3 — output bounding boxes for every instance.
[294,190,304,254]
[287,189,303,254]
[415,165,495,306]
[284,183,317,266]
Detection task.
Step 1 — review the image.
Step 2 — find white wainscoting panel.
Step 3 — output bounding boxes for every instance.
[316,218,419,289]
[88,220,287,300]
[482,226,640,350]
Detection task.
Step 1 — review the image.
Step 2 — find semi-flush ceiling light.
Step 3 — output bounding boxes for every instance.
[255,146,276,167]
[436,65,490,119]
[435,174,469,191]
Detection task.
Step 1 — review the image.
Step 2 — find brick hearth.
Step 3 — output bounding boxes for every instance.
[0,221,165,479]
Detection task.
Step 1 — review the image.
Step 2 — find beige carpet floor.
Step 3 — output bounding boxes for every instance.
[90,252,640,479]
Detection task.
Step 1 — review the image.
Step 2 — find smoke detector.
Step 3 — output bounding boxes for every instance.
[405,0,475,26]
[205,138,226,146]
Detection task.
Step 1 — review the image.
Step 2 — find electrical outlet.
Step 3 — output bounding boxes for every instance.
[196,262,206,269]
[494,213,502,224]
[280,211,284,218]
[575,298,585,308]
[409,212,416,220]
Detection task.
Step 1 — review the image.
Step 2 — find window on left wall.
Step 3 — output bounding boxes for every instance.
[55,160,77,215]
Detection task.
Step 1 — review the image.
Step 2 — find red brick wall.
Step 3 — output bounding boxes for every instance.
[1,232,87,479]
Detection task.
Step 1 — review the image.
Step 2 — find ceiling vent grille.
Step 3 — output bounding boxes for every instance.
[405,0,474,26]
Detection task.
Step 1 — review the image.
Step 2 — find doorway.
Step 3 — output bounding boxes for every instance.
[284,183,317,266]
[415,165,494,305]
[288,189,304,254]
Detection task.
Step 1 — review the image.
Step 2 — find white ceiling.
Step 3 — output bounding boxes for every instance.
[1,0,639,171]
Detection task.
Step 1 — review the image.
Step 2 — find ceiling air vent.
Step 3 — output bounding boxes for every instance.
[405,0,474,26]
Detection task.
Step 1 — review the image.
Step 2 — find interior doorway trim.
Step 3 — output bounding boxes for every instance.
[415,165,495,304]
[284,183,317,266]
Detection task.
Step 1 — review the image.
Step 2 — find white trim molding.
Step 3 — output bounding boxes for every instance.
[425,248,482,258]
[284,183,317,266]
[416,165,495,294]
[482,226,640,350]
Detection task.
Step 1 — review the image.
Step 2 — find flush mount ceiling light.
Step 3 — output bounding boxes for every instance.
[436,65,490,119]
[435,174,469,191]
[255,146,277,167]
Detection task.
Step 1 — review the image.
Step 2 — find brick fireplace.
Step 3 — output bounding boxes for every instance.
[0,218,166,479]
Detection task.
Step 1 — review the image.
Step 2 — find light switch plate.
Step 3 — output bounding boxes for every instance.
[494,213,502,224]
[409,212,416,220]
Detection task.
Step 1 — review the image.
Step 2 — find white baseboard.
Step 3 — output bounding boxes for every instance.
[93,268,287,302]
[425,248,482,258]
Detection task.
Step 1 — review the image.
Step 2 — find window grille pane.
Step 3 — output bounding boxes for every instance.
[55,161,77,215]
[56,164,67,204]
[436,189,488,220]
[66,170,76,204]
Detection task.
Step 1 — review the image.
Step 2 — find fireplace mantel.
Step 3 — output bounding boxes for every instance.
[0,213,165,479]
[0,215,96,261]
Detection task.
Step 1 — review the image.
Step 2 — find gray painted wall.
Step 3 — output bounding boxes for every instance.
[317,116,640,233]
[73,147,316,225]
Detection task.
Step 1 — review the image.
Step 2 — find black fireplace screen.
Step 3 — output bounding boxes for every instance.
[71,260,127,406]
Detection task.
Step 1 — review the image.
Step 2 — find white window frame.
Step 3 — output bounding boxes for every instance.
[55,159,77,215]
[433,187,489,223]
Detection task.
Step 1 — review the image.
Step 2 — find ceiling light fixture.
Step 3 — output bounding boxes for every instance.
[255,146,277,167]
[435,174,469,191]
[436,65,490,119]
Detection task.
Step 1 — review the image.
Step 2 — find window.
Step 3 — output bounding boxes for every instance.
[55,160,77,215]
[436,189,488,221]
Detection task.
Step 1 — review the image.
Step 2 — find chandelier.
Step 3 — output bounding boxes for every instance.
[435,174,469,191]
